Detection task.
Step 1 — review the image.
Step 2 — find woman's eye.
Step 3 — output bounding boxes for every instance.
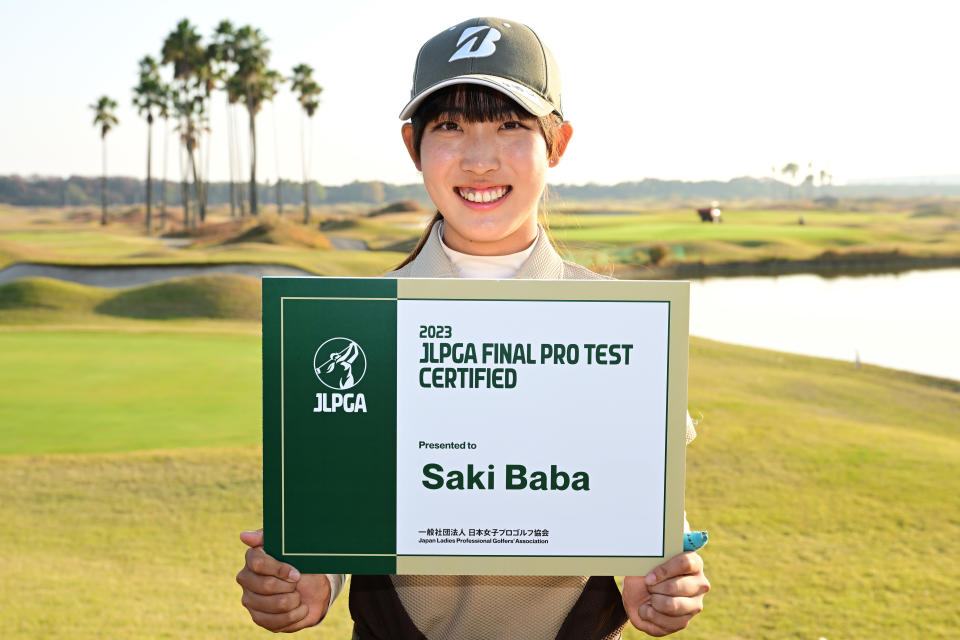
[436,121,460,131]
[502,121,524,130]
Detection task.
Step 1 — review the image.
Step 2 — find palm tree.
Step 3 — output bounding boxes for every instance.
[291,63,323,224]
[272,102,284,216]
[195,38,218,224]
[781,162,799,200]
[89,96,118,226]
[157,84,173,230]
[209,20,240,218]
[180,97,208,226]
[804,161,815,199]
[162,19,208,226]
[132,55,166,232]
[781,162,799,181]
[228,25,281,216]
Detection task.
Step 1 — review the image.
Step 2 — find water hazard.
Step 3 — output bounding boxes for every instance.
[690,268,960,381]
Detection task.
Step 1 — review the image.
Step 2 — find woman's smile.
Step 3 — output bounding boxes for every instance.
[412,117,550,254]
[455,185,512,206]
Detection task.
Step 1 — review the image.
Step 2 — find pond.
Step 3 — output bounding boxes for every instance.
[689,268,960,381]
[3,259,956,381]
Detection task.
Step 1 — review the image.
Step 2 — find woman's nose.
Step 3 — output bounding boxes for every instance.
[460,133,500,174]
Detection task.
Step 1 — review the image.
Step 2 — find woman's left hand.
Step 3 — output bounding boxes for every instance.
[622,552,710,636]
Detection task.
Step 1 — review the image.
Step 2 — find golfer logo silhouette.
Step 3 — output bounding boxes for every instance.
[313,338,367,390]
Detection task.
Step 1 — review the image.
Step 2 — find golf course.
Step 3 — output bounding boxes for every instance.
[1,203,958,638]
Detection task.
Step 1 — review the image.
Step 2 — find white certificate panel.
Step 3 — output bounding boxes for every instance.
[396,299,670,557]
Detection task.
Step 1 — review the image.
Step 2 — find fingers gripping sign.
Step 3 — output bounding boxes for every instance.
[622,552,710,636]
[237,529,332,632]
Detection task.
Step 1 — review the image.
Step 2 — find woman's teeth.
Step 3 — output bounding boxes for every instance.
[457,186,509,203]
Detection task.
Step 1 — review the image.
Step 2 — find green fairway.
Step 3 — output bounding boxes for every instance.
[3,203,958,275]
[0,229,166,257]
[0,326,957,638]
[0,206,408,274]
[546,207,960,266]
[0,330,260,454]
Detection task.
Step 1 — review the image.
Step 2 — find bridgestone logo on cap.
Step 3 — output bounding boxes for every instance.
[449,26,501,62]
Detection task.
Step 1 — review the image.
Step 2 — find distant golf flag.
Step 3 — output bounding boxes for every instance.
[262,277,690,575]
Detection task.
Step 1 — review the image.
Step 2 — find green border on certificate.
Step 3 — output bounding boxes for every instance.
[263,277,689,576]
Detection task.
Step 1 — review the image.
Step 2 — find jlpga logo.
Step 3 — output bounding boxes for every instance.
[313,337,368,413]
[314,337,367,389]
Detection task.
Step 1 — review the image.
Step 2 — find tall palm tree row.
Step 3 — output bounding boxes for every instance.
[89,96,119,226]
[132,56,170,232]
[101,19,307,231]
[291,63,323,224]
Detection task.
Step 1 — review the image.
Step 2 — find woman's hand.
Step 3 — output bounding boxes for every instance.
[236,529,331,632]
[622,552,710,636]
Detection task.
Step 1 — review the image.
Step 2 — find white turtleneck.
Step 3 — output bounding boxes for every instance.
[437,222,539,279]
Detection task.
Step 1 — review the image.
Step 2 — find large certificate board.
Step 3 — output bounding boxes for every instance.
[263,277,689,576]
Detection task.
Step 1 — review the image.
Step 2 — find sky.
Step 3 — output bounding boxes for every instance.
[1,0,958,187]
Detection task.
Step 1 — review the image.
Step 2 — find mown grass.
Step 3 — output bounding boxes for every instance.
[0,275,262,322]
[0,325,957,638]
[0,230,404,276]
[4,204,959,274]
[0,447,352,640]
[0,330,260,454]
[547,208,960,266]
[0,206,407,274]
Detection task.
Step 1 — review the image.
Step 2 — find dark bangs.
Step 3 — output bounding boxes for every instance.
[409,84,539,158]
[416,84,526,125]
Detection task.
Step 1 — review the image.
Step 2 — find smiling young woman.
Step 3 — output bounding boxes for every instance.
[237,16,709,640]
[399,85,573,257]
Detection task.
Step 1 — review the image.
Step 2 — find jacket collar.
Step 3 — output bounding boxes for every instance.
[406,222,564,279]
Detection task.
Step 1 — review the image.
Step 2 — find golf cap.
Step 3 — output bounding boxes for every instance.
[399,17,562,120]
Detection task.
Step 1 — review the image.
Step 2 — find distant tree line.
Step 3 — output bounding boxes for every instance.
[0,175,427,208]
[7,174,960,208]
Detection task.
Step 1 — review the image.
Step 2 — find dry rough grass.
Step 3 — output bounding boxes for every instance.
[0,330,956,638]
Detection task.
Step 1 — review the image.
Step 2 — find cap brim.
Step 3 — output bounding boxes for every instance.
[399,74,558,120]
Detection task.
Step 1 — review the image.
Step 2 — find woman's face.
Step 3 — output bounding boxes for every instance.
[403,109,572,256]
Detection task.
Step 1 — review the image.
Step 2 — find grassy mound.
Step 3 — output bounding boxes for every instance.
[65,208,97,223]
[0,274,261,321]
[96,274,260,320]
[163,218,244,240]
[370,199,426,215]
[217,218,331,249]
[0,277,107,311]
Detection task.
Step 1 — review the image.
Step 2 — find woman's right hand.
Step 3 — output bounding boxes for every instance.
[236,529,332,632]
